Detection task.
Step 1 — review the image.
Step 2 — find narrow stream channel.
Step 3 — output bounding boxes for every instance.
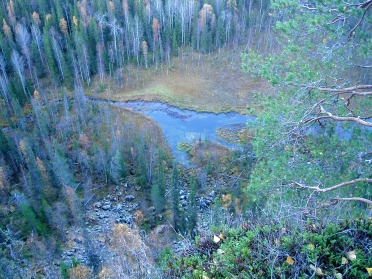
[113,101,255,164]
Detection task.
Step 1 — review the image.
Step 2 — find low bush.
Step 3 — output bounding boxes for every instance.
[161,218,372,278]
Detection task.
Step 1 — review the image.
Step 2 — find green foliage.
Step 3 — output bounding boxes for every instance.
[20,203,48,237]
[242,0,372,218]
[187,177,198,238]
[171,165,181,231]
[151,156,166,214]
[163,218,372,278]
[60,262,69,279]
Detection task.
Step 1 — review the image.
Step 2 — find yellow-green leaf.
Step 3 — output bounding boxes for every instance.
[346,251,356,262]
[310,264,323,276]
[286,256,294,265]
[308,243,315,251]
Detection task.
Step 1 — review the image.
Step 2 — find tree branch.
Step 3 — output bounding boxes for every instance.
[304,107,372,127]
[348,0,372,39]
[331,197,372,206]
[312,85,372,93]
[293,178,372,193]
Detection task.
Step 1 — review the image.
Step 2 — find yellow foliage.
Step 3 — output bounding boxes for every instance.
[68,265,92,279]
[286,256,294,265]
[366,267,372,276]
[32,12,41,25]
[309,264,323,276]
[59,18,68,35]
[142,41,148,55]
[19,140,26,156]
[133,210,144,223]
[7,0,16,24]
[198,4,216,29]
[33,90,41,101]
[78,133,90,149]
[308,243,315,251]
[152,18,160,42]
[108,1,115,12]
[222,194,231,208]
[73,16,79,28]
[2,19,12,39]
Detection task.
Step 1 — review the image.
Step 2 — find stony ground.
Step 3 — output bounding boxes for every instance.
[53,164,239,277]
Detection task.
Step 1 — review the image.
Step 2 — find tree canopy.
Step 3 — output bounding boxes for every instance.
[242,0,371,219]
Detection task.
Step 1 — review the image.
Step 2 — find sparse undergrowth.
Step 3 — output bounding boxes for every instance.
[160,218,372,278]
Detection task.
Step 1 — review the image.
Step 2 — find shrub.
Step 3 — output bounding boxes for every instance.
[162,218,372,278]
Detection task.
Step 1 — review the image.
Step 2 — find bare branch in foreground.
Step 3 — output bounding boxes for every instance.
[304,107,372,127]
[332,197,372,206]
[293,178,372,206]
[293,178,372,193]
[348,0,372,39]
[312,85,372,93]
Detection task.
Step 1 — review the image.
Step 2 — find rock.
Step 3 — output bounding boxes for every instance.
[93,202,102,208]
[129,203,139,211]
[125,195,135,201]
[118,192,123,197]
[198,197,213,210]
[180,195,186,200]
[74,237,83,244]
[155,225,167,235]
[102,204,111,211]
[148,206,156,212]
[66,250,74,256]
[209,191,216,197]
[116,204,123,211]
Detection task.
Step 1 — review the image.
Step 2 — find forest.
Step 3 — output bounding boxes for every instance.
[0,0,371,278]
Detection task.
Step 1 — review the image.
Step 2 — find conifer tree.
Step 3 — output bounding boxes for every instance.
[171,164,181,231]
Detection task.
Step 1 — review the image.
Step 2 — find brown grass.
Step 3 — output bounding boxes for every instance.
[88,50,272,114]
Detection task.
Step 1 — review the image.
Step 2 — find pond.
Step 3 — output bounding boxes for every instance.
[113,101,255,165]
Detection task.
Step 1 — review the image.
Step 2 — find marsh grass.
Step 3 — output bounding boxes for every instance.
[88,49,272,114]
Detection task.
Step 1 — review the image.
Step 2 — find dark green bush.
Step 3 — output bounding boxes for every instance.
[161,218,372,278]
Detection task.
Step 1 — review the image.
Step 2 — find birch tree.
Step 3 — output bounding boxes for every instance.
[15,24,32,79]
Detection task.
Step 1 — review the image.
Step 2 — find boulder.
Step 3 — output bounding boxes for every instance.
[125,195,136,201]
[93,202,102,208]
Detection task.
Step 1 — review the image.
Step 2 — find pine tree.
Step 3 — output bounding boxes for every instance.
[151,156,166,213]
[171,164,181,231]
[187,177,198,238]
